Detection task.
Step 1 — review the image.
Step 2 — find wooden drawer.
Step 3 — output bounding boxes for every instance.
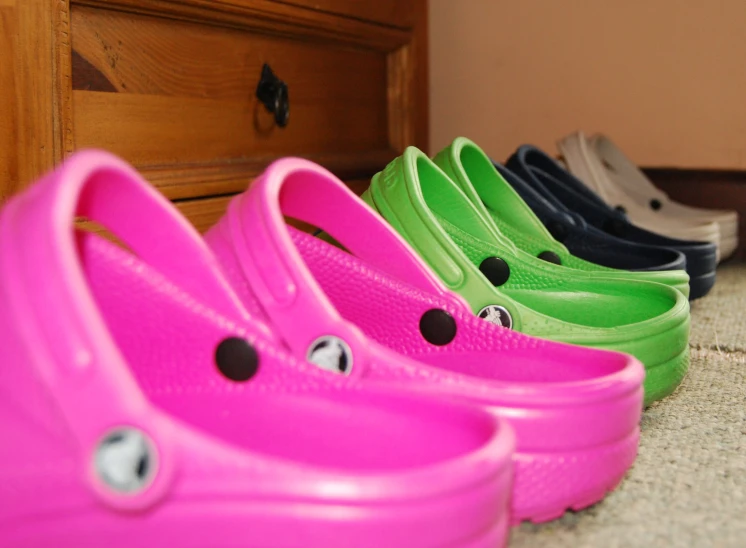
[274,1,416,28]
[67,1,421,201]
[1,0,427,231]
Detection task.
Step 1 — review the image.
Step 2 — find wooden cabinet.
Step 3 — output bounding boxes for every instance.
[0,0,427,231]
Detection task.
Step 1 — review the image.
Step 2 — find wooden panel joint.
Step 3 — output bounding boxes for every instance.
[71,0,409,52]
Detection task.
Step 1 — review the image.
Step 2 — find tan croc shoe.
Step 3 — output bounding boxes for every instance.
[558,131,734,261]
[589,133,738,260]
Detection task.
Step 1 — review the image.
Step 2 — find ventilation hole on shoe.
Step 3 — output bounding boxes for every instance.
[538,250,561,265]
[478,257,510,286]
[215,337,260,382]
[419,309,457,346]
[650,199,662,211]
[615,205,627,214]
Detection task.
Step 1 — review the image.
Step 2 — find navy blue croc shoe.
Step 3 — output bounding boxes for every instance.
[492,163,687,272]
[504,146,717,300]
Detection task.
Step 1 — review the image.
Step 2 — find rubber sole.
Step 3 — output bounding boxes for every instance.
[688,269,716,300]
[643,344,690,406]
[511,427,639,524]
[718,233,738,262]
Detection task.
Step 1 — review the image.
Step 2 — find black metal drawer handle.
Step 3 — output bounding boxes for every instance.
[256,63,289,128]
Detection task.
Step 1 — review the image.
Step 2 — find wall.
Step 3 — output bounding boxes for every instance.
[429,1,746,169]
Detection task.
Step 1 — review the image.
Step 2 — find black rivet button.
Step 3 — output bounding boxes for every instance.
[419,309,457,346]
[538,250,561,265]
[215,337,259,381]
[650,199,662,211]
[479,257,510,286]
[547,221,568,242]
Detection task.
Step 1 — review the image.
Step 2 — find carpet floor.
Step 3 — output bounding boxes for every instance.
[511,262,746,548]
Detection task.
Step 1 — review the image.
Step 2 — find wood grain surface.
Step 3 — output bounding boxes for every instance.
[70,4,396,200]
[0,0,427,236]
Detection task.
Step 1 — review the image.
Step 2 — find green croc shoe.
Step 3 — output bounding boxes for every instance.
[363,147,690,405]
[433,137,690,298]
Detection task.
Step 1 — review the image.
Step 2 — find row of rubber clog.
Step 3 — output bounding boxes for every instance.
[0,132,733,547]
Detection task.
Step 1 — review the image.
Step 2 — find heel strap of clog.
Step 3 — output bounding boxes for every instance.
[556,131,612,202]
[434,137,557,247]
[0,150,246,510]
[589,134,670,202]
[504,148,578,215]
[514,145,618,215]
[221,157,459,376]
[366,148,522,328]
[491,160,578,225]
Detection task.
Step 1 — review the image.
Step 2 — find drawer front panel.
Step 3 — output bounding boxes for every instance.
[70,5,407,199]
[273,1,415,28]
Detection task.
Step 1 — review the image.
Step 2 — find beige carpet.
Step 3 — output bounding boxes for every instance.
[511,262,746,548]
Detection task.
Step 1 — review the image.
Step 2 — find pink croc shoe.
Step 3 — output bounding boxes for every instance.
[0,150,515,547]
[205,157,646,524]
